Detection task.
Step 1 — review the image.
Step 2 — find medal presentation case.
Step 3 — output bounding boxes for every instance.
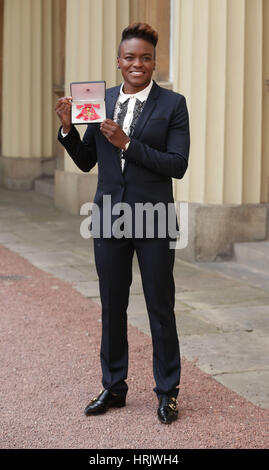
[70,81,106,124]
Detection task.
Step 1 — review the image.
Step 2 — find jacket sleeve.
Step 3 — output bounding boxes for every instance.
[123,95,190,179]
[57,124,97,173]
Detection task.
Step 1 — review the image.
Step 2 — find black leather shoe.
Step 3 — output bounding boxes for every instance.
[84,389,126,416]
[157,395,178,424]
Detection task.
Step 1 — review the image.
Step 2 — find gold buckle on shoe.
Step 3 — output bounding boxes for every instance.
[90,389,103,404]
[168,397,178,411]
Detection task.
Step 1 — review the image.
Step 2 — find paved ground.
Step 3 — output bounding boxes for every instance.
[0,187,268,448]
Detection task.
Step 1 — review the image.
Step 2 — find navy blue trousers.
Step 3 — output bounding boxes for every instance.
[93,237,181,400]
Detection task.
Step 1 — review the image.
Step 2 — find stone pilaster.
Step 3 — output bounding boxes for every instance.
[1,0,54,190]
[172,0,266,260]
[55,0,129,214]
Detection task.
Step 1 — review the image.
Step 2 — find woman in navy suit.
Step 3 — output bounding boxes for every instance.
[56,23,190,424]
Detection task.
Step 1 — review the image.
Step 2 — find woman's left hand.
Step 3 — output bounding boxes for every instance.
[100,119,130,149]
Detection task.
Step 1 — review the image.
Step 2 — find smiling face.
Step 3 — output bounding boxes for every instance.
[117,37,156,94]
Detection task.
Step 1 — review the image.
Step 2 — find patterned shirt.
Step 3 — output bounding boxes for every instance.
[113,80,153,171]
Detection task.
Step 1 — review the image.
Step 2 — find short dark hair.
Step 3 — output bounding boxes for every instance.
[118,22,158,57]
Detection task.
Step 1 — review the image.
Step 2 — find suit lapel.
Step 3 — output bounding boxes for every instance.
[104,81,161,176]
[105,85,120,120]
[131,80,161,139]
[104,85,123,175]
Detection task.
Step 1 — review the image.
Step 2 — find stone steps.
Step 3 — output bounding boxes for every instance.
[199,241,269,290]
[233,241,269,274]
[198,259,269,291]
[34,176,54,199]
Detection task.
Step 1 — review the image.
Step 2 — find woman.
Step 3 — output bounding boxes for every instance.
[55,22,190,425]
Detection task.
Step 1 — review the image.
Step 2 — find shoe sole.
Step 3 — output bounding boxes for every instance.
[110,402,126,408]
[158,418,178,424]
[84,401,126,416]
[157,413,178,425]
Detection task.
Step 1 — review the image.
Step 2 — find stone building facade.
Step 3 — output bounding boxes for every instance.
[0,0,268,260]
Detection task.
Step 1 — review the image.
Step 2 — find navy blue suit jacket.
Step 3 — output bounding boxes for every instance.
[58,80,190,237]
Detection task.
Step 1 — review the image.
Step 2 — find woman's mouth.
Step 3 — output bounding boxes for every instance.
[130,71,145,76]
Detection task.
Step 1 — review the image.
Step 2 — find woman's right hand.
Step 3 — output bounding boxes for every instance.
[55,96,72,133]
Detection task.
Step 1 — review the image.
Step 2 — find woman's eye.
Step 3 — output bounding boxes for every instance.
[124,56,151,61]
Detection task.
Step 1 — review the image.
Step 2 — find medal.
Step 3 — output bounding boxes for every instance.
[76,103,101,121]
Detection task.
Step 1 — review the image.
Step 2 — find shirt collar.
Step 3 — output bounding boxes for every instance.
[118,80,153,103]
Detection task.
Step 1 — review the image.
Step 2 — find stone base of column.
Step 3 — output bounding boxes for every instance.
[177,202,268,262]
[54,169,98,215]
[50,172,269,260]
[0,156,55,190]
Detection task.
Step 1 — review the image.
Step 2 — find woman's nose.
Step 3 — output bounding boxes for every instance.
[133,58,143,67]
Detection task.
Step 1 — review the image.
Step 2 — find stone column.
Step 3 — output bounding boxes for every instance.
[172,0,266,260]
[0,0,53,190]
[262,0,269,204]
[54,0,129,214]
